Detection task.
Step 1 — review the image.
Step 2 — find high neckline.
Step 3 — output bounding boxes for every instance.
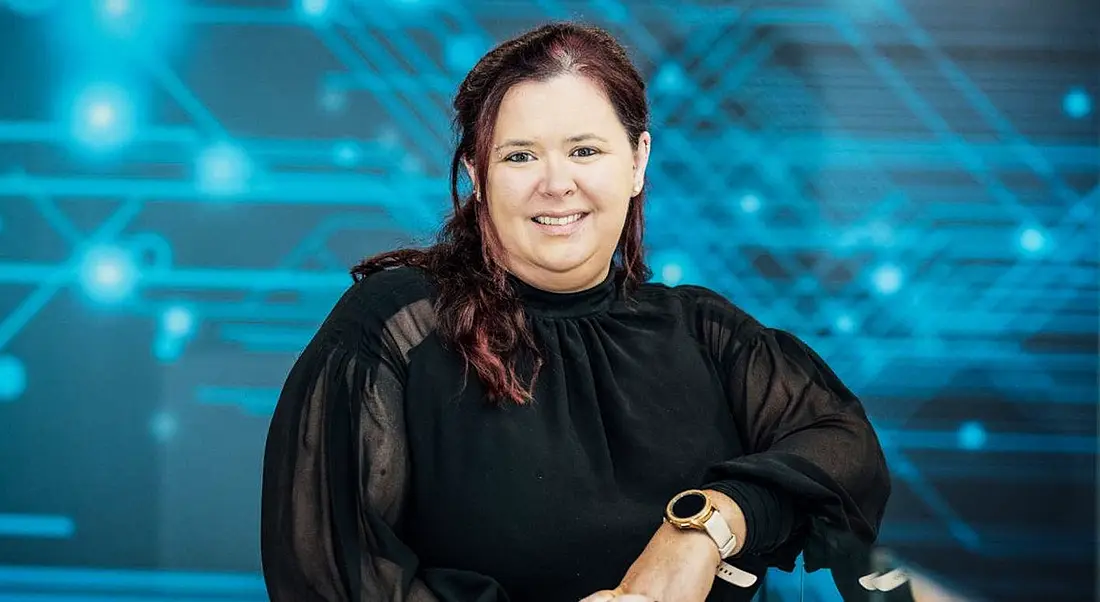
[508,268,618,319]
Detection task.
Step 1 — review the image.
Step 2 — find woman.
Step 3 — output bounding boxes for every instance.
[260,21,892,602]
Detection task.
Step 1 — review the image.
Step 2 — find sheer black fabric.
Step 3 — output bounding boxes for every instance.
[260,267,892,602]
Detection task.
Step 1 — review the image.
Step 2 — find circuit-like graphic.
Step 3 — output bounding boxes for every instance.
[0,1,1095,600]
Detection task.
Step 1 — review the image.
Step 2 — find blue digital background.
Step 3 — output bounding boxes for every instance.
[0,0,1096,601]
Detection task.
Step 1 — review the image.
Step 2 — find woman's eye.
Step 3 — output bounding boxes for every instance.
[572,147,600,158]
[505,152,533,163]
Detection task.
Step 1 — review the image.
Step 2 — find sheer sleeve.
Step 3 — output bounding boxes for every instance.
[260,281,510,602]
[688,289,892,577]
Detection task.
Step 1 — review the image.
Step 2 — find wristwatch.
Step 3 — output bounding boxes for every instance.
[665,489,758,588]
[664,489,738,558]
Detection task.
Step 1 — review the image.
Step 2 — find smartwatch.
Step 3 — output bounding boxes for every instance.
[664,489,758,588]
[664,489,738,558]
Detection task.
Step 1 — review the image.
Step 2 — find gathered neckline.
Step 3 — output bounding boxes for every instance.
[508,268,618,319]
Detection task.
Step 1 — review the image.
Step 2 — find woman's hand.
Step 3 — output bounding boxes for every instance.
[578,588,655,602]
[619,521,722,602]
[579,522,720,602]
[580,490,747,602]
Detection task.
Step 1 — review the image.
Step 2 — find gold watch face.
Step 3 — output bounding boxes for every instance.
[665,489,714,528]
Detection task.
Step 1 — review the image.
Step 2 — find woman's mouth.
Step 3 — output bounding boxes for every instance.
[531,212,589,236]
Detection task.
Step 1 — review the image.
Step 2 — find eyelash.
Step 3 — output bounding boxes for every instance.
[504,147,601,163]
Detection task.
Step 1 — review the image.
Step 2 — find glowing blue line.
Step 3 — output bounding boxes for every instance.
[195,386,281,415]
[327,70,455,95]
[881,448,980,550]
[880,430,1096,453]
[0,263,346,290]
[343,6,455,148]
[832,22,1035,226]
[28,195,82,245]
[0,515,74,538]
[218,324,317,349]
[134,54,227,137]
[313,25,447,167]
[0,199,144,350]
[0,565,265,595]
[0,595,263,602]
[875,0,1080,204]
[0,122,198,145]
[184,6,298,25]
[0,174,445,207]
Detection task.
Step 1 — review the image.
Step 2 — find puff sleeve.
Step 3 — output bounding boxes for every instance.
[689,288,892,576]
[259,282,509,602]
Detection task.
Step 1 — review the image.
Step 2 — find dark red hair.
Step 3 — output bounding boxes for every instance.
[351,22,652,405]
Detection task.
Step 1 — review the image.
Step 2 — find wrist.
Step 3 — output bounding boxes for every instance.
[702,489,747,556]
[663,488,746,559]
[657,519,721,563]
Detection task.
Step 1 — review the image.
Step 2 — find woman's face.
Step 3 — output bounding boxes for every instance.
[470,73,651,293]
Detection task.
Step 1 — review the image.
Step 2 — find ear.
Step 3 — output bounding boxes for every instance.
[462,157,479,199]
[631,131,652,197]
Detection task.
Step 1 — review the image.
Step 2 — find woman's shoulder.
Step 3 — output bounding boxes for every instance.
[346,265,434,307]
[635,280,758,327]
[318,266,438,346]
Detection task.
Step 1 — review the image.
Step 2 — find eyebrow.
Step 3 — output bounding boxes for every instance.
[494,133,610,152]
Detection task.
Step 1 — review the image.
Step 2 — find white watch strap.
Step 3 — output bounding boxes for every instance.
[716,561,758,588]
[701,510,738,558]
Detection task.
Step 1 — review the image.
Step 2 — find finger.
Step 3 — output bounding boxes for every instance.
[578,590,620,602]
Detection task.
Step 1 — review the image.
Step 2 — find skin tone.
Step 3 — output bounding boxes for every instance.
[466,72,749,601]
[465,72,646,293]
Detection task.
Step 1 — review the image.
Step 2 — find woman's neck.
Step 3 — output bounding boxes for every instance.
[505,261,611,294]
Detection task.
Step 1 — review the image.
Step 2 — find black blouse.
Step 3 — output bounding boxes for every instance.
[260,266,892,602]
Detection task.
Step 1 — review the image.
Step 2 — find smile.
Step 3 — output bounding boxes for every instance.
[530,212,590,236]
[532,213,586,226]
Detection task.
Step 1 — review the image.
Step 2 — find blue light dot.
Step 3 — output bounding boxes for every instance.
[650,250,696,287]
[320,87,346,112]
[835,314,854,333]
[655,64,685,94]
[661,263,683,285]
[102,0,130,17]
[71,84,135,151]
[446,36,485,73]
[297,0,331,20]
[1063,87,1092,119]
[79,244,138,303]
[196,143,252,196]
[957,421,986,450]
[739,193,761,214]
[161,306,194,337]
[0,355,27,402]
[334,141,360,167]
[1019,227,1045,253]
[871,264,902,295]
[150,411,178,442]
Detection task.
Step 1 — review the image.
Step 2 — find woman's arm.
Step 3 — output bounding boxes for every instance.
[260,282,510,602]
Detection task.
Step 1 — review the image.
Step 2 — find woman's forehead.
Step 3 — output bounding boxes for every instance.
[493,76,624,142]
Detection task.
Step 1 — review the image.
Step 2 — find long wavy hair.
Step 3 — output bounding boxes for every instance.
[351,22,652,405]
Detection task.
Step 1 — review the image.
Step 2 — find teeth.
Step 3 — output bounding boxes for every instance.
[533,213,584,226]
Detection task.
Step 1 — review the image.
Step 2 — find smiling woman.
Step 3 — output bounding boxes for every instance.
[470,73,650,292]
[260,21,893,602]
